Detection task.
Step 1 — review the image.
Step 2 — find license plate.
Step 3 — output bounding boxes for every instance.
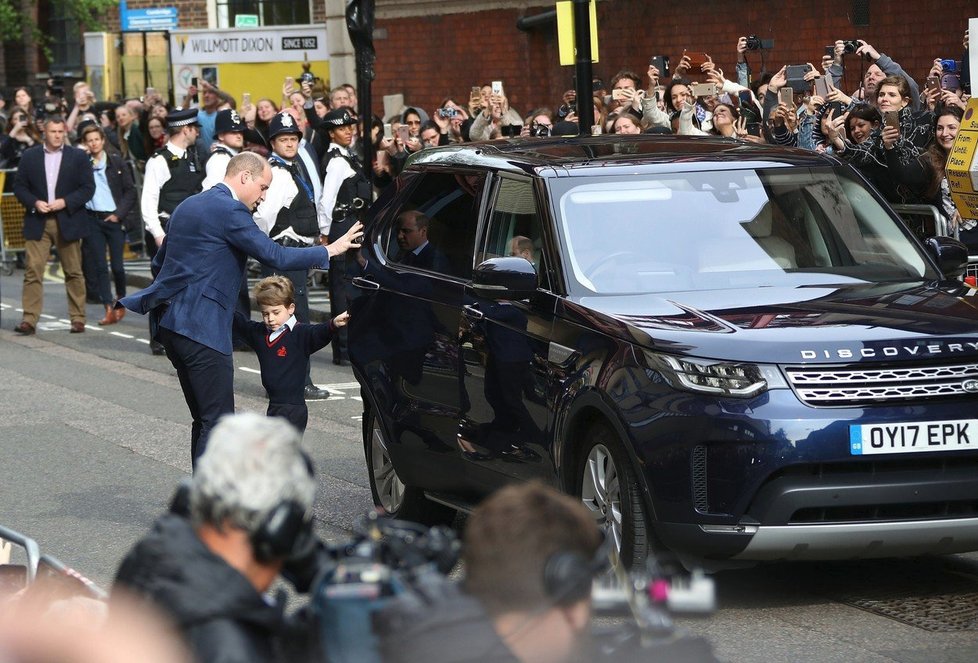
[850,419,978,455]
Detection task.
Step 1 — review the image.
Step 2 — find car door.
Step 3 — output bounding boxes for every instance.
[351,169,489,495]
[457,174,561,487]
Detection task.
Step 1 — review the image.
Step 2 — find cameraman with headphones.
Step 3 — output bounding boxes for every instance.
[112,413,317,663]
[378,481,602,663]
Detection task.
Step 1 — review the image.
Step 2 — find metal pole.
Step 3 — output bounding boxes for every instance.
[142,31,149,97]
[346,0,376,187]
[572,0,593,136]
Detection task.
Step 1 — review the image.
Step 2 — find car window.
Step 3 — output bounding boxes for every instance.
[482,176,548,288]
[550,167,937,295]
[383,170,487,279]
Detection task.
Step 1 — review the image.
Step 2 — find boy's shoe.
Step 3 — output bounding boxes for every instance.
[304,385,331,400]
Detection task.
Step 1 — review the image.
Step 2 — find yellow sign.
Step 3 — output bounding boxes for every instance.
[947,97,978,217]
[556,0,599,66]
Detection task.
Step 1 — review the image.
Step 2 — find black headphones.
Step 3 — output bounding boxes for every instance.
[250,450,316,564]
[542,531,611,606]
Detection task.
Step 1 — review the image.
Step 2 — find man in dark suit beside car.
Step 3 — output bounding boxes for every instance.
[12,116,96,335]
[119,152,362,467]
[395,210,450,272]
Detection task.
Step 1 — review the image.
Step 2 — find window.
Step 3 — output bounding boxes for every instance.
[47,1,82,76]
[483,176,547,287]
[215,0,312,27]
[384,171,487,278]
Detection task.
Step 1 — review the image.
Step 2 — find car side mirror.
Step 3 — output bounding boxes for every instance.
[472,257,538,299]
[924,236,969,279]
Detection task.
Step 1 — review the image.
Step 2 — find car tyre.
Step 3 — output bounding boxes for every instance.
[363,406,455,525]
[578,424,650,567]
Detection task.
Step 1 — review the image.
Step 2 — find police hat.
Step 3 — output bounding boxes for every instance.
[268,111,303,139]
[322,107,357,129]
[215,108,246,134]
[166,108,200,128]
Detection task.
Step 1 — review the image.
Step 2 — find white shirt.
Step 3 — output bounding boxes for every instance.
[202,143,238,190]
[317,142,356,237]
[252,156,312,245]
[269,314,297,343]
[141,141,186,239]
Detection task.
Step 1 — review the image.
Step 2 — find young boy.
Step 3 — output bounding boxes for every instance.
[233,275,349,433]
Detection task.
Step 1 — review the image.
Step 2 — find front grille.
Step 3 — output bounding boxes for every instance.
[784,361,978,406]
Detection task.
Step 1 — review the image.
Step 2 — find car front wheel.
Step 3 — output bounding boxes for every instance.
[578,424,650,567]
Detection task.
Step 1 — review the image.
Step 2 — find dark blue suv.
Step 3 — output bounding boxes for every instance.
[347,135,978,567]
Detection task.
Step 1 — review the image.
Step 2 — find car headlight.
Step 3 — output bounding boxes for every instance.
[642,351,786,398]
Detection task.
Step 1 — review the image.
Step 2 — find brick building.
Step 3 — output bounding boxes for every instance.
[1,1,972,116]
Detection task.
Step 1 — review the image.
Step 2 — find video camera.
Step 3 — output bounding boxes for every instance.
[308,513,717,663]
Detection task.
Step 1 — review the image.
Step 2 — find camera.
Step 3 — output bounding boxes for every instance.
[556,103,576,120]
[940,59,958,73]
[48,76,64,98]
[437,107,457,119]
[299,72,316,85]
[842,40,861,55]
[745,35,762,51]
[531,122,551,137]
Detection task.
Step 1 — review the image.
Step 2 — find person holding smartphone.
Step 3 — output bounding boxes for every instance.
[469,82,523,141]
[0,109,41,169]
[825,76,934,205]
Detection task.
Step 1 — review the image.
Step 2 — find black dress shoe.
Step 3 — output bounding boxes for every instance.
[150,340,166,356]
[304,385,331,400]
[14,321,36,335]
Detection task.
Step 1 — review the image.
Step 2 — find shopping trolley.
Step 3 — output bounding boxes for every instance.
[0,169,28,275]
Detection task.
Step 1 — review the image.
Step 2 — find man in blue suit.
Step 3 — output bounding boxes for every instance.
[119,152,363,466]
[12,116,96,335]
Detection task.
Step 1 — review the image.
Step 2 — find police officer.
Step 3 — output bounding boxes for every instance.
[141,108,205,354]
[254,110,330,400]
[317,107,371,365]
[201,108,246,190]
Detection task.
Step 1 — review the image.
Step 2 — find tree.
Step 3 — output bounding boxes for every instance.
[0,0,118,44]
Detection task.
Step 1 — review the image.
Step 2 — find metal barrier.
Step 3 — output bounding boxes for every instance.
[890,203,953,240]
[0,169,27,275]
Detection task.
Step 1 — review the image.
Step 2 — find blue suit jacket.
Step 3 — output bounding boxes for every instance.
[120,183,331,354]
[13,144,96,242]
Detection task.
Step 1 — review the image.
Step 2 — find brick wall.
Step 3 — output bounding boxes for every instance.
[370,0,974,118]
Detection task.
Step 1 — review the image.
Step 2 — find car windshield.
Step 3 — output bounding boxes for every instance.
[550,167,938,295]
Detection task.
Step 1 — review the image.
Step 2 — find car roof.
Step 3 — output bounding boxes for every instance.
[406,134,839,176]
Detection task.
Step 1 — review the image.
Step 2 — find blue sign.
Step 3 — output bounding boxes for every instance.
[122,7,179,32]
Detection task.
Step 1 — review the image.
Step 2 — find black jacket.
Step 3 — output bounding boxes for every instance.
[376,572,520,663]
[113,514,293,663]
[101,151,140,232]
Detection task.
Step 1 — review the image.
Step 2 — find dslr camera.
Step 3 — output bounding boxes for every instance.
[556,103,576,120]
[744,35,770,51]
[437,107,457,119]
[841,40,861,55]
[531,121,551,138]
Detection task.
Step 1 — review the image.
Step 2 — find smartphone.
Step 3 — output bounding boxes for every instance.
[813,76,831,98]
[778,87,794,106]
[925,76,941,93]
[612,88,628,101]
[383,123,393,140]
[682,50,710,69]
[190,77,199,104]
[471,85,481,98]
[691,82,716,98]
[591,124,602,136]
[242,92,251,106]
[649,55,670,78]
[883,110,900,131]
[491,81,503,95]
[396,125,410,144]
[745,122,762,137]
[145,87,156,97]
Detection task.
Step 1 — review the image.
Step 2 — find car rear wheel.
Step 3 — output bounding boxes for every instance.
[578,424,650,567]
[364,407,455,525]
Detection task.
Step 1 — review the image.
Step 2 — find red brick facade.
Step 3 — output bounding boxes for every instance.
[370,0,973,118]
